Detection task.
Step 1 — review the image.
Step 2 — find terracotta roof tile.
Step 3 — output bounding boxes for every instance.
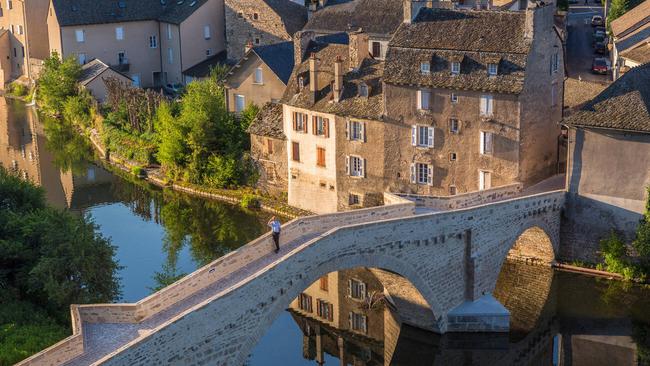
[304,0,404,37]
[611,0,650,38]
[247,102,286,139]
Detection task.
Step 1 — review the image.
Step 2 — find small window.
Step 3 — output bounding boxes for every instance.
[292,112,308,132]
[480,131,493,155]
[77,52,86,65]
[254,67,263,84]
[411,163,433,185]
[167,24,173,40]
[349,193,360,205]
[317,299,334,321]
[347,156,365,177]
[235,94,245,113]
[206,48,212,56]
[349,312,367,333]
[319,275,328,291]
[266,139,273,154]
[292,141,300,162]
[313,116,329,137]
[420,62,430,74]
[411,125,434,148]
[451,61,460,75]
[6,0,12,10]
[479,95,493,117]
[450,119,460,134]
[449,185,457,195]
[451,93,459,104]
[417,89,431,110]
[488,63,498,76]
[551,52,559,73]
[371,41,381,58]
[168,48,173,64]
[237,12,243,18]
[298,76,305,89]
[149,35,157,48]
[18,25,23,34]
[479,170,492,191]
[551,83,558,106]
[348,121,364,141]
[203,25,211,39]
[115,27,124,40]
[316,147,326,167]
[298,293,312,312]
[348,279,366,300]
[254,37,260,45]
[75,29,84,43]
[450,152,457,161]
[253,12,259,20]
[359,83,368,97]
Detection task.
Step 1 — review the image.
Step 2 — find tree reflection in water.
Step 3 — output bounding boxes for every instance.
[42,114,93,176]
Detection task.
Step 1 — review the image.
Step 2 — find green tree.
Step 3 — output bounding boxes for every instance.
[607,0,628,30]
[155,101,187,178]
[633,187,650,266]
[62,93,92,128]
[37,53,81,115]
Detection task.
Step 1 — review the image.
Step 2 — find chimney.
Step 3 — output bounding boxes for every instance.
[333,55,343,103]
[403,0,427,24]
[348,30,369,72]
[293,30,315,67]
[318,0,328,7]
[309,52,318,104]
[245,40,254,54]
[308,1,317,19]
[524,2,552,40]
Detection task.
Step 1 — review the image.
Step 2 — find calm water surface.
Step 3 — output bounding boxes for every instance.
[1,99,649,365]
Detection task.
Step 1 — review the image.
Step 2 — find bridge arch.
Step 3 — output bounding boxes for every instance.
[235,253,443,366]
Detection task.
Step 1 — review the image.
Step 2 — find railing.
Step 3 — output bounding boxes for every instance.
[395,183,523,211]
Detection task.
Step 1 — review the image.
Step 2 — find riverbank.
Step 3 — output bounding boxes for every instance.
[85,127,311,219]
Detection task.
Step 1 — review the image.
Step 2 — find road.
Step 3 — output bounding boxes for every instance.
[565,4,610,83]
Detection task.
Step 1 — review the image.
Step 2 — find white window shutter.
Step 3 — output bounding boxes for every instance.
[410,163,416,184]
[427,126,434,147]
[346,120,350,140]
[348,312,353,329]
[348,279,352,297]
[362,159,366,178]
[362,122,367,142]
[345,156,350,175]
[416,90,422,110]
[360,282,366,299]
[487,96,493,116]
[480,131,485,154]
[480,96,487,115]
[479,171,485,190]
[411,125,417,146]
[427,164,433,186]
[362,315,367,333]
[486,132,493,153]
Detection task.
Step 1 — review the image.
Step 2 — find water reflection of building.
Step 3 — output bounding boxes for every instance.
[0,98,114,209]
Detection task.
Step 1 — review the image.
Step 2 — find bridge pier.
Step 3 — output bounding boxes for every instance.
[446,294,510,332]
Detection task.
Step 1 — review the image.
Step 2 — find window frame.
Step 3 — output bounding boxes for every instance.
[479,130,494,155]
[234,94,245,113]
[347,155,365,178]
[479,94,494,117]
[451,61,460,75]
[349,311,367,333]
[298,293,313,312]
[115,26,124,40]
[75,29,84,43]
[411,162,433,186]
[348,120,365,141]
[316,146,326,168]
[451,92,459,104]
[449,119,460,134]
[149,35,157,49]
[420,62,430,74]
[203,25,211,40]
[253,67,263,84]
[411,125,434,148]
[348,278,366,301]
[479,170,492,191]
[291,141,300,162]
[417,89,431,110]
[292,112,308,133]
[488,63,498,76]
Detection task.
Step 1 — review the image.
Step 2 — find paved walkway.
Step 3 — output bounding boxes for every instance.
[63,232,323,366]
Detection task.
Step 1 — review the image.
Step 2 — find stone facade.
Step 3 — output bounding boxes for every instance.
[250,134,288,197]
[224,0,307,62]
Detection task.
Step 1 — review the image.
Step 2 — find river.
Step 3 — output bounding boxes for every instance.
[1,98,649,365]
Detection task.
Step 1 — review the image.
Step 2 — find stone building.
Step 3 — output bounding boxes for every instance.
[247,102,288,197]
[0,0,50,83]
[562,63,650,263]
[47,0,225,88]
[279,2,564,213]
[224,41,294,113]
[610,0,650,80]
[224,0,307,62]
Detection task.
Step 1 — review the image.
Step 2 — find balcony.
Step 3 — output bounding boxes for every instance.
[112,60,130,72]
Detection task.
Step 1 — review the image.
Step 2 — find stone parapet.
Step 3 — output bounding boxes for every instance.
[395,183,523,211]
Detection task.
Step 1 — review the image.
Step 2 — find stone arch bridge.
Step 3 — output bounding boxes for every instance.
[19,187,565,366]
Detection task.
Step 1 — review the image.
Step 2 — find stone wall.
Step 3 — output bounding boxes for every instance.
[396,183,523,210]
[250,134,288,197]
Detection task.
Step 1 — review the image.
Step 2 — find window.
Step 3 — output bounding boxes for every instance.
[451,93,459,104]
[348,279,366,300]
[551,52,559,73]
[254,67,263,84]
[292,142,300,162]
[131,74,141,87]
[149,35,157,48]
[358,83,368,97]
[417,89,431,110]
[349,193,360,205]
[349,312,367,333]
[21,46,24,57]
[237,12,243,18]
[75,29,84,43]
[488,63,498,76]
[266,139,273,154]
[551,82,558,106]
[319,275,328,291]
[17,25,22,35]
[10,25,14,34]
[450,152,457,161]
[479,95,493,117]
[203,25,211,39]
[292,112,308,132]
[0,8,3,16]
[449,185,457,195]
[77,53,86,65]
[420,62,430,74]
[347,120,365,141]
[451,61,460,75]
[253,12,259,20]
[480,131,493,155]
[317,299,334,321]
[411,125,434,148]
[167,24,172,40]
[449,119,460,134]
[115,27,124,40]
[167,48,173,64]
[479,170,492,191]
[235,94,245,113]
[254,37,260,45]
[313,116,329,137]
[371,41,381,58]
[411,163,433,185]
[206,48,212,56]
[316,147,326,167]
[298,293,312,312]
[118,51,127,64]
[346,156,365,177]
[6,0,11,10]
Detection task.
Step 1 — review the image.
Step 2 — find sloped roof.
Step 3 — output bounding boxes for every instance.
[52,0,209,26]
[304,0,404,37]
[564,62,650,133]
[253,42,295,85]
[247,102,285,139]
[611,0,650,38]
[183,51,229,77]
[620,42,650,64]
[79,59,131,86]
[385,8,532,94]
[262,0,308,36]
[281,42,385,121]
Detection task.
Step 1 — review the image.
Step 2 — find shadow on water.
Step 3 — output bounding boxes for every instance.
[0,98,276,302]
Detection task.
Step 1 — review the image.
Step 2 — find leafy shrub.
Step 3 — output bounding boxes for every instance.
[9,83,28,97]
[62,94,92,128]
[130,165,144,177]
[240,193,261,209]
[103,122,157,165]
[37,53,81,115]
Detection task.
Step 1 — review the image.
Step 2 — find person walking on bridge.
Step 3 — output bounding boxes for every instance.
[268,216,281,253]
